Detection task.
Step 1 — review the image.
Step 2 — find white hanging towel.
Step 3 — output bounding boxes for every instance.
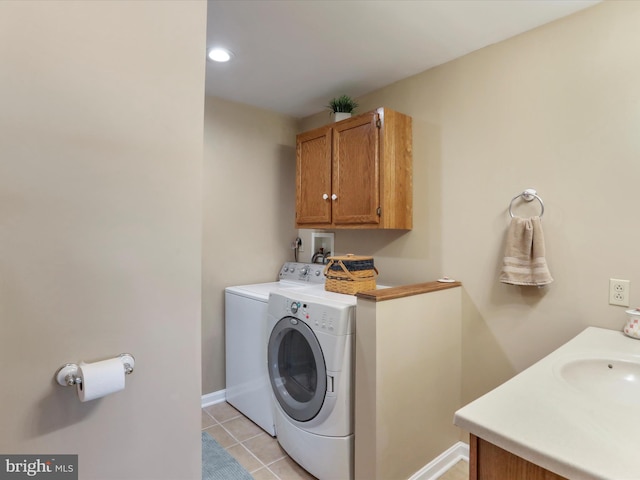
[499,216,553,286]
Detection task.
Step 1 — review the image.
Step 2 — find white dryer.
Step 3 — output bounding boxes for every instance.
[267,291,356,480]
[224,263,325,436]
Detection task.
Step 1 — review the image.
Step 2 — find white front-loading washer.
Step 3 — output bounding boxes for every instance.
[224,263,325,436]
[267,291,356,480]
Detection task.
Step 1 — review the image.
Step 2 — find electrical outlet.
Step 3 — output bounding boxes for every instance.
[291,237,303,252]
[609,278,630,307]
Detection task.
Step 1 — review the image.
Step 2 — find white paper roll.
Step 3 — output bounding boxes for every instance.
[77,358,125,402]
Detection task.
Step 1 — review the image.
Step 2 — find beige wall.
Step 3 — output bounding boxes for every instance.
[0,1,205,478]
[202,96,298,394]
[300,1,639,405]
[355,287,462,479]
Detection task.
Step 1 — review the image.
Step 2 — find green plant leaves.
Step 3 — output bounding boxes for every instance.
[327,95,358,114]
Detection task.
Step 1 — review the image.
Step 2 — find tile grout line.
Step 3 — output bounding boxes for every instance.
[201,410,218,429]
[264,464,284,480]
[204,407,307,480]
[262,458,287,480]
[203,410,270,477]
[236,443,265,474]
[216,421,272,474]
[218,423,287,479]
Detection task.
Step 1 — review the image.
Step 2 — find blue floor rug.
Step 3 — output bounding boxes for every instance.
[202,432,253,480]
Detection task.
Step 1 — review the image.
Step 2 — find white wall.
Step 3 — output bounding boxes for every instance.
[0,2,206,477]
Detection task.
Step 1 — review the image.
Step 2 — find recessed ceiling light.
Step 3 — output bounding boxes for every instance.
[208,47,233,63]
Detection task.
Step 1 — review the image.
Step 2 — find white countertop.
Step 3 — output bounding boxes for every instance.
[454,327,640,480]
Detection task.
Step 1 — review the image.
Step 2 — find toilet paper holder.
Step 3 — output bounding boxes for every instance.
[55,353,135,387]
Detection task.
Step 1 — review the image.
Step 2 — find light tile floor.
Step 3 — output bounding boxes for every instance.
[202,402,469,480]
[437,460,469,480]
[203,402,315,480]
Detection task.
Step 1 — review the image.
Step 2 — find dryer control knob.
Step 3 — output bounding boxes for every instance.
[291,302,299,314]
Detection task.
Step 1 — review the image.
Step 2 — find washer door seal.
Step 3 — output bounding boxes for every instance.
[268,316,326,422]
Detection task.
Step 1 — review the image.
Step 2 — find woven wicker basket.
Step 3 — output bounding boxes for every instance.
[323,254,378,295]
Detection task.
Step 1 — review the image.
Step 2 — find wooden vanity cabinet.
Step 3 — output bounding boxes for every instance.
[295,107,412,229]
[470,435,568,480]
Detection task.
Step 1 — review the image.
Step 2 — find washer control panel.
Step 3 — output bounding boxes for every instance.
[272,292,354,336]
[279,262,325,284]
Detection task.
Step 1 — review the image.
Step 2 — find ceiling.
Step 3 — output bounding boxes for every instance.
[205,0,601,119]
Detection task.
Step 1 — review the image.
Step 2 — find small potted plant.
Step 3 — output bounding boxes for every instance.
[327,95,359,122]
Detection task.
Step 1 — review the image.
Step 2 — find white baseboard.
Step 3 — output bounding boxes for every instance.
[408,441,469,480]
[201,389,226,408]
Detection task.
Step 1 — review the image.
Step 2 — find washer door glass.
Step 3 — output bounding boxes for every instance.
[268,316,326,422]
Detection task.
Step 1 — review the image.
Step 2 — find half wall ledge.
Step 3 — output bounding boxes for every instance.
[356,280,462,302]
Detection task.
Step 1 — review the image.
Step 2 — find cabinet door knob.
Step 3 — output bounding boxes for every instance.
[322,193,329,200]
[331,194,338,201]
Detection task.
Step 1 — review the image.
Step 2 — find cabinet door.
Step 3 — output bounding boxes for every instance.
[296,126,332,226]
[332,113,380,226]
[471,435,568,480]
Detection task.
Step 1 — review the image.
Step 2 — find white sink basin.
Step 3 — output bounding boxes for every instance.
[555,355,640,406]
[455,328,640,480]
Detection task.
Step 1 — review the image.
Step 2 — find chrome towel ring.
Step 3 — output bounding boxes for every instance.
[509,188,544,218]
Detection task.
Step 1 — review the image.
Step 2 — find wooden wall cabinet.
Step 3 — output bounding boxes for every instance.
[295,107,412,229]
[470,435,568,480]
